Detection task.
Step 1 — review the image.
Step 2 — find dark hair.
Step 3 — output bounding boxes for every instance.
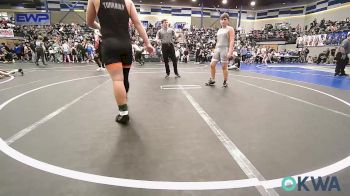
[161,19,168,24]
[220,13,229,20]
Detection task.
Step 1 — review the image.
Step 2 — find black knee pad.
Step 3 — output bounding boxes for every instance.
[123,68,130,93]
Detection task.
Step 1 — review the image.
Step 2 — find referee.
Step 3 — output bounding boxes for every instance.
[156,19,180,78]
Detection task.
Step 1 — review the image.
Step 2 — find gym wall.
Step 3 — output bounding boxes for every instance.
[0,1,255,29]
[252,4,350,31]
[138,14,191,27]
[240,20,255,33]
[50,11,86,24]
[1,0,349,31]
[253,16,306,30]
[304,4,350,26]
[252,1,350,31]
[191,17,238,29]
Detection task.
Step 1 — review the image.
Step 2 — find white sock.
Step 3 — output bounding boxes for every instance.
[119,111,129,116]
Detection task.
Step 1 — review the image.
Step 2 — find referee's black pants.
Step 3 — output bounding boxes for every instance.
[162,43,178,75]
[35,47,46,65]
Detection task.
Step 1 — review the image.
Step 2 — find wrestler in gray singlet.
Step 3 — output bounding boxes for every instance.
[212,27,229,63]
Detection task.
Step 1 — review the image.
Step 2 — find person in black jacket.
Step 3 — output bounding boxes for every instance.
[334,46,349,76]
[195,47,201,64]
[35,36,47,66]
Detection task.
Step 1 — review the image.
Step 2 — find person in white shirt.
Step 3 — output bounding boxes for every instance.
[23,44,30,62]
[62,41,71,63]
[52,42,62,63]
[132,41,144,66]
[175,48,180,62]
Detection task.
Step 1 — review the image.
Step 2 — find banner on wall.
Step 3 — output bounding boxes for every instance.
[297,31,348,47]
[0,29,14,38]
[141,21,149,28]
[174,22,186,29]
[15,13,51,25]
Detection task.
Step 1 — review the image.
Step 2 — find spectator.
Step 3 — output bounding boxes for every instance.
[62,41,71,63]
[334,46,349,76]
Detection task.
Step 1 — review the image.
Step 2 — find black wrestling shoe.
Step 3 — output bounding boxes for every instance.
[116,114,130,124]
[223,81,228,88]
[340,73,349,76]
[205,78,215,86]
[175,74,181,78]
[165,74,170,79]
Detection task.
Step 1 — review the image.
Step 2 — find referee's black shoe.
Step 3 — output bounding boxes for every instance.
[18,69,24,76]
